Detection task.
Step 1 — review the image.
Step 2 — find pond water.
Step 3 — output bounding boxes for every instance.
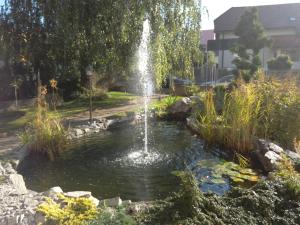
[18,121,230,201]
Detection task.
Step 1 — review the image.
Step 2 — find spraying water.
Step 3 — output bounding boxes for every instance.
[138,19,153,154]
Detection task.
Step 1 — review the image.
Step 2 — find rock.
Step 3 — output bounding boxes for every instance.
[168,97,192,119]
[34,212,46,225]
[123,200,132,205]
[44,186,63,198]
[89,196,100,207]
[186,116,199,133]
[100,197,122,207]
[8,174,27,195]
[257,139,283,154]
[4,163,17,174]
[268,142,284,154]
[0,162,5,175]
[64,191,91,198]
[63,191,99,206]
[83,128,90,134]
[265,151,282,164]
[74,128,84,137]
[127,202,149,214]
[285,150,300,161]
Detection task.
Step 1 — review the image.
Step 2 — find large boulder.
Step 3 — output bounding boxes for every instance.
[167,97,192,119]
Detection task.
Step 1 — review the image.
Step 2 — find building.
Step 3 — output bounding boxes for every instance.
[208,3,300,71]
[200,30,215,50]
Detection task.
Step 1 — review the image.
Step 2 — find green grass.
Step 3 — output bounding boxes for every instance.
[0,92,137,132]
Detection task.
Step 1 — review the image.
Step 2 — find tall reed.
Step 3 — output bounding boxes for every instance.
[20,85,67,160]
[196,72,300,153]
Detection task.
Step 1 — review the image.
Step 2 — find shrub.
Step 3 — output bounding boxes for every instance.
[268,54,293,71]
[276,156,300,200]
[88,207,136,225]
[153,96,179,117]
[37,194,97,225]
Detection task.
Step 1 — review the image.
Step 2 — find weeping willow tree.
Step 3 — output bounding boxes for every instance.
[149,0,202,88]
[0,0,202,97]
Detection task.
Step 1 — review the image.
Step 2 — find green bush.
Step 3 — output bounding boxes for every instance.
[268,54,293,71]
[153,96,179,117]
[37,194,97,225]
[88,207,136,225]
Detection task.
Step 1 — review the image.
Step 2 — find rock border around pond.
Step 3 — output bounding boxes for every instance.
[0,161,148,225]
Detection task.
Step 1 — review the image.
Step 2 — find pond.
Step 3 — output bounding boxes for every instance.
[18,121,231,201]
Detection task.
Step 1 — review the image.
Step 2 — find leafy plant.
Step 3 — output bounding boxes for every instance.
[88,207,136,225]
[37,194,97,225]
[198,160,259,184]
[276,156,300,200]
[154,96,179,117]
[268,54,293,71]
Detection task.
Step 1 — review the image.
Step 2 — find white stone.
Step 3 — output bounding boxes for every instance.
[0,162,5,175]
[89,196,100,207]
[74,128,84,136]
[268,142,284,154]
[83,128,90,133]
[44,186,63,197]
[100,197,122,207]
[64,191,92,198]
[8,174,27,195]
[265,151,282,164]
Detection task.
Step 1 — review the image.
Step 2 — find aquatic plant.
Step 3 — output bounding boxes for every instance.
[20,85,67,160]
[198,160,259,184]
[196,73,300,153]
[37,194,97,225]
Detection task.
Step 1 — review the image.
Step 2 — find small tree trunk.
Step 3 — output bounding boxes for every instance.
[14,87,18,108]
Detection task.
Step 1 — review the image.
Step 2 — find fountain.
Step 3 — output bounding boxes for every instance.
[137,19,153,155]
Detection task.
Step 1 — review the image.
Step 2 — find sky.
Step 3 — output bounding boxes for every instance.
[201,0,300,30]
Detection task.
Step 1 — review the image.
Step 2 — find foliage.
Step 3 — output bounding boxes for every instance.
[37,194,97,225]
[20,86,67,160]
[0,0,203,99]
[231,7,271,81]
[196,91,219,144]
[153,96,179,117]
[195,73,300,152]
[276,156,300,200]
[137,172,300,225]
[198,160,259,184]
[150,0,202,87]
[88,207,136,225]
[268,54,293,71]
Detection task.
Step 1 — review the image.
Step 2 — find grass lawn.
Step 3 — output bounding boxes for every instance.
[0,92,137,133]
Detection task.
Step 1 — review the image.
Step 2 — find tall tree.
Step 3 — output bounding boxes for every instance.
[231,7,270,81]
